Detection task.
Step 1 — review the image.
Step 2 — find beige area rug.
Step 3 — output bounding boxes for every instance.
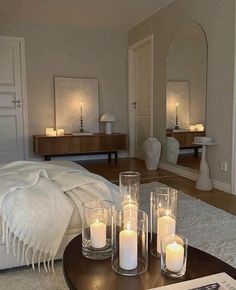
[0,182,236,290]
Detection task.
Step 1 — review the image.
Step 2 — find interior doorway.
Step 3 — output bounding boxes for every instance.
[0,36,28,163]
[128,35,153,159]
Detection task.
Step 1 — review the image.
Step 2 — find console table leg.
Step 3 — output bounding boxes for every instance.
[114,151,118,162]
[108,153,112,162]
[45,155,51,161]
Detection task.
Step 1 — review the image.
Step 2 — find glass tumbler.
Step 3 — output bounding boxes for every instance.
[82,200,114,260]
[161,234,188,278]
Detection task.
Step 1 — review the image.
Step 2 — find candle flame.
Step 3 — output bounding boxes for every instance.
[176,102,179,107]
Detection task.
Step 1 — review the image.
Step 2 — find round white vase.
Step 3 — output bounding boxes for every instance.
[143,137,161,170]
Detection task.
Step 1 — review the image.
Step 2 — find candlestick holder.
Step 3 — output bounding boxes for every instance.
[161,234,188,278]
[80,116,84,132]
[150,187,178,258]
[111,209,148,276]
[119,171,140,207]
[82,200,114,260]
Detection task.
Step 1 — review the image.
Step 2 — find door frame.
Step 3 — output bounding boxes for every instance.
[231,3,236,195]
[128,34,154,157]
[0,36,29,160]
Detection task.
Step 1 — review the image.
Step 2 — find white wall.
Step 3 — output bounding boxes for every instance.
[129,0,235,184]
[0,17,128,157]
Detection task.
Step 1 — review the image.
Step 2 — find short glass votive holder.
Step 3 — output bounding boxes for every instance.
[161,234,188,278]
[150,187,178,258]
[119,171,140,206]
[111,209,148,276]
[82,200,114,260]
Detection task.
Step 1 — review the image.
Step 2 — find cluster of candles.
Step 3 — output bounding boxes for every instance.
[45,127,64,136]
[189,123,204,132]
[84,173,186,277]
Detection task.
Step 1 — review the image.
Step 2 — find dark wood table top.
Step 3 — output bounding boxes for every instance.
[63,235,236,290]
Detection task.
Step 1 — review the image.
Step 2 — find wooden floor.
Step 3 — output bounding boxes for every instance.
[79,158,236,216]
[177,152,201,170]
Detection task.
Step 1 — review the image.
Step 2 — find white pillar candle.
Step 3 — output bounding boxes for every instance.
[166,242,184,272]
[157,215,176,253]
[46,128,54,136]
[56,129,64,136]
[90,220,106,249]
[119,227,137,270]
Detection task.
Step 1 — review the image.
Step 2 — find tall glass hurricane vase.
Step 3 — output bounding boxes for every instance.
[119,171,140,208]
[150,187,178,258]
[111,208,148,276]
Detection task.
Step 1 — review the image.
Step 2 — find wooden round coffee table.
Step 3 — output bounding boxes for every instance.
[63,235,236,290]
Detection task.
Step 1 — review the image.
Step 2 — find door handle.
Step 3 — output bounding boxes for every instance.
[132,102,137,109]
[12,99,23,107]
[12,99,23,104]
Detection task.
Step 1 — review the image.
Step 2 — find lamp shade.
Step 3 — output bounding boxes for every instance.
[100,112,116,122]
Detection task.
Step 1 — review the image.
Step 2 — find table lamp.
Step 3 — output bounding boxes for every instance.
[100,112,116,134]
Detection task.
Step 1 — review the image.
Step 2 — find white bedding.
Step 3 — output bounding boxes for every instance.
[0,161,120,271]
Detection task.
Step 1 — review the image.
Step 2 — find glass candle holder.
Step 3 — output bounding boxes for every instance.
[82,200,114,260]
[111,209,148,276]
[119,171,140,207]
[150,187,178,257]
[161,234,188,278]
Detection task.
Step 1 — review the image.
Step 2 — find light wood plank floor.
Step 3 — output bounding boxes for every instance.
[78,158,236,216]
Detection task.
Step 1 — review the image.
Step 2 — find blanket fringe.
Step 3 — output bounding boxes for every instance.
[1,219,55,272]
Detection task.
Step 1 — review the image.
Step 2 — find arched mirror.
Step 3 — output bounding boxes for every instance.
[166,22,207,170]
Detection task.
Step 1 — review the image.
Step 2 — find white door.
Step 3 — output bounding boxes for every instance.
[129,35,153,159]
[0,37,27,162]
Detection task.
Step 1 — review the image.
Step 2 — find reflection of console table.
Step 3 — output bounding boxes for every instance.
[33,133,127,161]
[166,130,205,155]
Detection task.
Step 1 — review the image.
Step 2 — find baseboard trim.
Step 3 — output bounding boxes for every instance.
[159,162,198,181]
[212,179,232,194]
[159,162,232,194]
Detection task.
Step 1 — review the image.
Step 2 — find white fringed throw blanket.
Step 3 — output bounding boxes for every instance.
[0,161,119,272]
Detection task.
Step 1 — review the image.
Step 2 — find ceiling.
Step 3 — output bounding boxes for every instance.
[0,0,175,31]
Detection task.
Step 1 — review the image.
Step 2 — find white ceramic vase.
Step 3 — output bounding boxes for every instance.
[166,137,180,164]
[143,138,161,170]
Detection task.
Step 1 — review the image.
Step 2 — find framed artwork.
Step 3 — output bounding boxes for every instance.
[166,81,190,129]
[54,76,99,133]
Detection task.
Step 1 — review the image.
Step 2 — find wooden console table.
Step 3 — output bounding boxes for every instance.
[166,130,205,156]
[33,133,126,161]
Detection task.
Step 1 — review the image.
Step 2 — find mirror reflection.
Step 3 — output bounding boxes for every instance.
[166,22,207,170]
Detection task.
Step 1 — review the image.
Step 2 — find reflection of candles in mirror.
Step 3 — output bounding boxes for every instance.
[80,103,83,118]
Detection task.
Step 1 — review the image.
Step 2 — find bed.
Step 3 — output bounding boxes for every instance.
[0,160,120,271]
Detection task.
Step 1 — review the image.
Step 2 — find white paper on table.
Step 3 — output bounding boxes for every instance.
[148,273,236,290]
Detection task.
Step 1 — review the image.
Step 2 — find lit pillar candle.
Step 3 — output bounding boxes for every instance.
[166,242,184,272]
[157,215,176,253]
[80,103,83,118]
[90,220,106,248]
[119,224,137,270]
[176,103,179,117]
